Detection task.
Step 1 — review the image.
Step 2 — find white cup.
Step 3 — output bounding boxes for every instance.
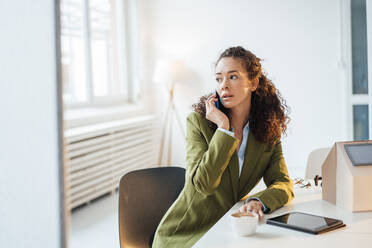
[230,211,259,236]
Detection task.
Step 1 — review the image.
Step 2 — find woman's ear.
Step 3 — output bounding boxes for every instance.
[251,78,259,91]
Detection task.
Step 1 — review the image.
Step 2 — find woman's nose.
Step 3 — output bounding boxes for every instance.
[221,77,230,89]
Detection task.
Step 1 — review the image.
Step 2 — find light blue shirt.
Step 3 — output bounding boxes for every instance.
[217,123,269,213]
[217,122,249,177]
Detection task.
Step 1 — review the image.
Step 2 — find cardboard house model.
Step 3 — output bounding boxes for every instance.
[322,140,372,212]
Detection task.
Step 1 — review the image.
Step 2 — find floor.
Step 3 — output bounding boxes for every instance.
[69,192,120,248]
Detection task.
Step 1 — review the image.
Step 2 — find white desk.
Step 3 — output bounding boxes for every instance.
[194,187,372,248]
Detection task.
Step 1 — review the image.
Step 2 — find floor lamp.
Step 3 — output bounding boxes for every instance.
[153,60,186,166]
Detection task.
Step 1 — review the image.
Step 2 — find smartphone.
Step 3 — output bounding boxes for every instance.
[215,90,224,110]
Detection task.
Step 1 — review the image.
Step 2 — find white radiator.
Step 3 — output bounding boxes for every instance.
[64,115,159,210]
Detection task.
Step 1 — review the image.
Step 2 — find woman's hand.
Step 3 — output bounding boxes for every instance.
[239,200,264,220]
[205,93,229,130]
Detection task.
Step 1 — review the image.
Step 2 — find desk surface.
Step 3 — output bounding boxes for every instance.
[194,187,372,248]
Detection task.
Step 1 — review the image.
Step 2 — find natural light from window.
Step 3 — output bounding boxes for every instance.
[61,0,127,107]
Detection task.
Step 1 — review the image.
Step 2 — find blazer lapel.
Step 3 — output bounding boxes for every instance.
[238,130,264,198]
[228,150,239,202]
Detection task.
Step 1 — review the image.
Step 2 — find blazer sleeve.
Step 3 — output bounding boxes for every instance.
[248,140,294,213]
[185,113,239,196]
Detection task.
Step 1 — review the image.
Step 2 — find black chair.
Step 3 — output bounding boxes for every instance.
[118,167,185,248]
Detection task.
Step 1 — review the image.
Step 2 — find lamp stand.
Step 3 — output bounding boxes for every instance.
[157,84,185,166]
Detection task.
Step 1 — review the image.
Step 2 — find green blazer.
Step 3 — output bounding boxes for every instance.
[153,112,294,248]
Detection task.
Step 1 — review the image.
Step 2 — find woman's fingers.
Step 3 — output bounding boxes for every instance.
[247,204,253,212]
[238,204,247,213]
[258,209,264,218]
[205,92,229,127]
[238,205,244,213]
[251,208,264,220]
[205,95,217,113]
[251,207,262,220]
[239,203,253,214]
[239,202,264,220]
[251,201,264,220]
[208,95,216,105]
[205,99,210,110]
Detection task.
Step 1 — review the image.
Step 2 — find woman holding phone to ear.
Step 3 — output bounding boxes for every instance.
[153,46,294,248]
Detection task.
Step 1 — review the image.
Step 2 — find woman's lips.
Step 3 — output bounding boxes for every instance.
[222,96,233,101]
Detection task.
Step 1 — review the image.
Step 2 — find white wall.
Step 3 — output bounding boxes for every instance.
[0,1,65,248]
[139,0,349,177]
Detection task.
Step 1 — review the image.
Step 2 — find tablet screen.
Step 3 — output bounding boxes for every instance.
[344,143,372,166]
[267,212,342,233]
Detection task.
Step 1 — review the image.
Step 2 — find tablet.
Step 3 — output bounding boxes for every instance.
[344,143,372,166]
[266,212,345,234]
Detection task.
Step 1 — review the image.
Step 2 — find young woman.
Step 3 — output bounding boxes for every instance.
[153,46,294,248]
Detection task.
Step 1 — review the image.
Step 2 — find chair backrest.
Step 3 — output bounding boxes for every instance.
[305,147,331,179]
[118,166,185,248]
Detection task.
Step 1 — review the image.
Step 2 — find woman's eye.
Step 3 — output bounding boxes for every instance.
[216,78,222,83]
[230,75,238,80]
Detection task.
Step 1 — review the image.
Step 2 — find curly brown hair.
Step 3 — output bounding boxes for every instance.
[191,46,290,146]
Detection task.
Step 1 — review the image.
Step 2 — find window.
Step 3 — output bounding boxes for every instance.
[350,0,370,140]
[61,0,130,107]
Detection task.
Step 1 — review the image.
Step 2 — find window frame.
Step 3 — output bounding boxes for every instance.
[61,0,132,109]
[367,0,372,138]
[343,0,371,140]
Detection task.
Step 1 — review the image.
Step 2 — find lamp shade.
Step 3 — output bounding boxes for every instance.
[153,59,185,89]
